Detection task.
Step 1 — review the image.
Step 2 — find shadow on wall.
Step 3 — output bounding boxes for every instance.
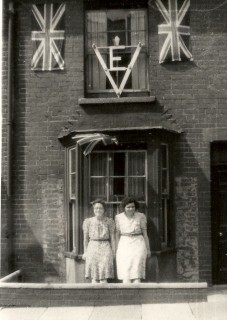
[1,178,61,282]
[1,179,11,278]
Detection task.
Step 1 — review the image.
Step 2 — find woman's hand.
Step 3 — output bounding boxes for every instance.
[82,253,87,261]
[147,250,151,258]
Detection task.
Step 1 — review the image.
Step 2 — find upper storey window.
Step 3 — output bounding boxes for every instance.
[85,9,148,95]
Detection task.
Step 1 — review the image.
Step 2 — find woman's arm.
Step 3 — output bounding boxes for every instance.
[115,230,120,251]
[110,233,116,256]
[142,229,151,258]
[82,233,89,260]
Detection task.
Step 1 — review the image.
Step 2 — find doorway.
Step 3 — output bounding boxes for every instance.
[211,142,227,284]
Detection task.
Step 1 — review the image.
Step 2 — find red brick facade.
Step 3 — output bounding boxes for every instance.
[1,0,227,284]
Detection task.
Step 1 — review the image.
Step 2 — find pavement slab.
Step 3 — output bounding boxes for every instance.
[39,307,94,320]
[208,294,227,302]
[189,301,227,320]
[142,303,195,320]
[89,305,142,320]
[0,307,47,320]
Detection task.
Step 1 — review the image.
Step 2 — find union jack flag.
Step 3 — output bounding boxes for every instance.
[31,3,65,71]
[156,0,192,63]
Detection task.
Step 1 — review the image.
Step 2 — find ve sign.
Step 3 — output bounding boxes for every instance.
[92,37,142,98]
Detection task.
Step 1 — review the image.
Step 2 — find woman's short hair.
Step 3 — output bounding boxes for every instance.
[92,199,106,211]
[121,197,139,211]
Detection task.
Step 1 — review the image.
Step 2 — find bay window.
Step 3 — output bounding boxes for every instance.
[65,136,174,256]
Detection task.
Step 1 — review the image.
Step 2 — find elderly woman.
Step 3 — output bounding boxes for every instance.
[115,197,151,283]
[82,199,115,283]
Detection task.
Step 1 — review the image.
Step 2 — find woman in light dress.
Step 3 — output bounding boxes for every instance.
[115,197,151,283]
[82,199,115,283]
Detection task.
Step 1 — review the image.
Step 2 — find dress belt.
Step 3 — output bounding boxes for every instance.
[90,239,110,241]
[121,233,142,237]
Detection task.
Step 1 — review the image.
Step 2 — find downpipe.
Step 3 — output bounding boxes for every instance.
[6,1,15,273]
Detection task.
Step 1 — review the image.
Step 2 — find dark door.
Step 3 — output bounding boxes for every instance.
[211,143,227,284]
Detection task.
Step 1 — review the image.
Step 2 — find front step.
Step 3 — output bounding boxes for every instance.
[0,282,208,307]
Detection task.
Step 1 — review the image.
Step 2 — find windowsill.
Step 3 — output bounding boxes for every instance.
[78,96,156,105]
[65,252,82,261]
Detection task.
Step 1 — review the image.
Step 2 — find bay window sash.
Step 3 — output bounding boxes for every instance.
[67,145,80,255]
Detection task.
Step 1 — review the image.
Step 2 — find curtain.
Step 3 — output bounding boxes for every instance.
[87,12,107,90]
[130,11,146,90]
[128,152,145,201]
[90,153,107,200]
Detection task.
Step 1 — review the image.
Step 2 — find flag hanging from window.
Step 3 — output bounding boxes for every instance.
[156,0,192,63]
[31,3,65,71]
[73,133,118,156]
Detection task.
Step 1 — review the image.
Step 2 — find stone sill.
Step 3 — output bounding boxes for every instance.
[78,96,156,105]
[0,282,208,290]
[65,252,80,260]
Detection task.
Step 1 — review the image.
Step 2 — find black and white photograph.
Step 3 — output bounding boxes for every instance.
[1,0,227,319]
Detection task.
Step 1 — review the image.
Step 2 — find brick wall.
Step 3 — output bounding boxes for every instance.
[1,0,227,283]
[6,0,84,282]
[149,0,227,283]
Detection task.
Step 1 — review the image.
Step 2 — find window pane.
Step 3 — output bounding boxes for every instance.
[161,199,168,244]
[128,152,145,176]
[109,177,125,201]
[110,153,125,176]
[130,10,146,32]
[90,177,107,200]
[68,201,75,252]
[131,53,147,90]
[106,203,121,219]
[87,55,107,90]
[162,170,168,194]
[161,145,169,196]
[70,148,76,174]
[107,10,126,31]
[130,30,146,43]
[90,153,107,176]
[87,11,107,46]
[128,177,145,200]
[70,173,76,198]
[161,145,167,168]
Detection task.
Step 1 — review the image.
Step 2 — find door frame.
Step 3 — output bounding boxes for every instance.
[211,141,227,284]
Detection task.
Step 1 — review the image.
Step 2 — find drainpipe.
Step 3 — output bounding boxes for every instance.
[7,1,15,273]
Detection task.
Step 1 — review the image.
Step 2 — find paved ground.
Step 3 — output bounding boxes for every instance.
[0,287,226,320]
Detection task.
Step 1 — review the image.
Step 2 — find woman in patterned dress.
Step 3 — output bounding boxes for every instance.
[82,199,115,283]
[115,197,151,283]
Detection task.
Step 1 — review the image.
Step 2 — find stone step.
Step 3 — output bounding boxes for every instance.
[0,282,208,307]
